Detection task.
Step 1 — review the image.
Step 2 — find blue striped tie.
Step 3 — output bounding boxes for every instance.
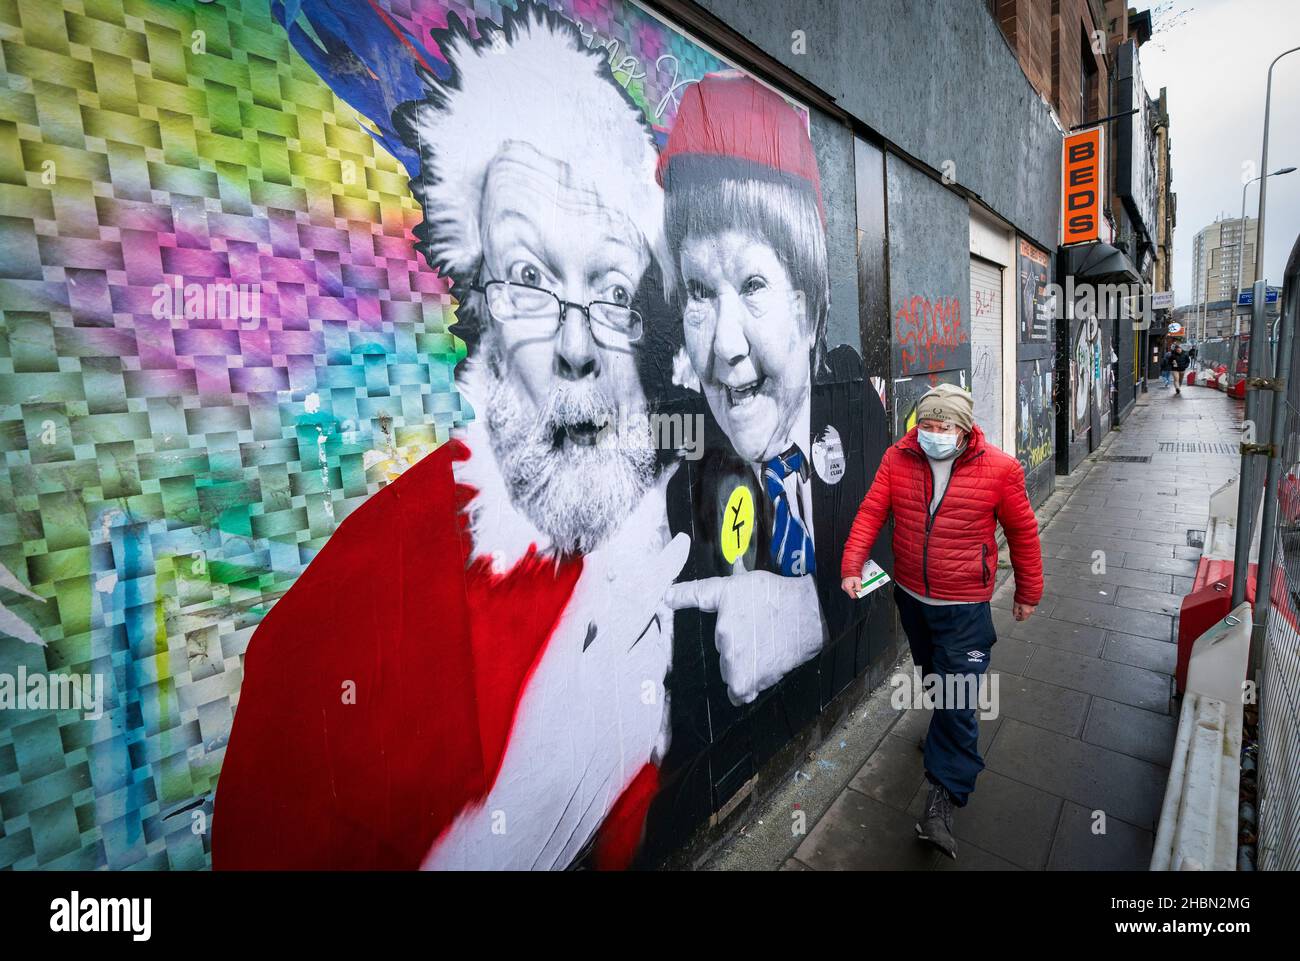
[763,448,816,577]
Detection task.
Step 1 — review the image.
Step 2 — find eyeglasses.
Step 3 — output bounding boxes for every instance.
[470,280,643,345]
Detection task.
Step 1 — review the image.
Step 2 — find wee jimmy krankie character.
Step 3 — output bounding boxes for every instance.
[658,72,832,705]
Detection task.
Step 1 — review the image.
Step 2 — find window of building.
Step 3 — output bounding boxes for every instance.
[1079,30,1098,123]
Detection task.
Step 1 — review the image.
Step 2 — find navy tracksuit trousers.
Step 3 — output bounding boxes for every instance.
[893,587,998,806]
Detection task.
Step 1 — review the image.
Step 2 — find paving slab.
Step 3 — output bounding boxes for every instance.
[932,840,1023,871]
[984,718,1169,830]
[1102,630,1178,676]
[1082,697,1178,767]
[1040,556,1174,593]
[993,608,1108,655]
[1114,585,1184,616]
[1046,801,1155,871]
[905,770,1063,870]
[990,671,1092,736]
[989,634,1033,675]
[1046,596,1174,640]
[1034,573,1121,604]
[792,789,941,870]
[848,733,927,810]
[1023,645,1173,714]
[1120,553,1200,577]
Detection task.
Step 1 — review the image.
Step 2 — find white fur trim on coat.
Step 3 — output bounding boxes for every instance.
[404,5,669,287]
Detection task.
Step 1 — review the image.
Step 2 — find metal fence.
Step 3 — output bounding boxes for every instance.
[1253,235,1300,871]
[1258,520,1300,869]
[1195,337,1236,375]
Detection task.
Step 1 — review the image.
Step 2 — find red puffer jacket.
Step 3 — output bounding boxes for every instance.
[840,424,1043,605]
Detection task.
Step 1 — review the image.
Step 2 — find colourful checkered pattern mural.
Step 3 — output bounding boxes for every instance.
[0,0,475,870]
[0,0,748,871]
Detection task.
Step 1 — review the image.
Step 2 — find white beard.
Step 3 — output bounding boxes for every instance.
[483,360,657,556]
[426,358,686,871]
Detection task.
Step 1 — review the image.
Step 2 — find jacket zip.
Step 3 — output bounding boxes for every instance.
[907,445,986,596]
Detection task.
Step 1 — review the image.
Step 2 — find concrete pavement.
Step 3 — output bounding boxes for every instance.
[702,380,1243,871]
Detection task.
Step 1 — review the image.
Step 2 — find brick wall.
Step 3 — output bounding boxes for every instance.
[1052,0,1107,131]
[994,0,1108,131]
[996,0,1052,99]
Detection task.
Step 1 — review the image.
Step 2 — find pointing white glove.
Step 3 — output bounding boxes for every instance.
[666,570,827,706]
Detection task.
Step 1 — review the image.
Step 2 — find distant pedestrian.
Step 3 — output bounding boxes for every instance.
[1159,349,1173,388]
[1169,343,1191,394]
[839,384,1043,860]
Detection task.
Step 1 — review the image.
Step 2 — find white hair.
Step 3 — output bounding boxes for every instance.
[400,4,670,289]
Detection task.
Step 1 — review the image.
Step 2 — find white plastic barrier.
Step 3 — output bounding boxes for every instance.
[1202,475,1262,566]
[1150,602,1250,871]
[1202,476,1239,563]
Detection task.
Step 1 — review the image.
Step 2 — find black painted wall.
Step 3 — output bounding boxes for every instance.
[810,110,863,354]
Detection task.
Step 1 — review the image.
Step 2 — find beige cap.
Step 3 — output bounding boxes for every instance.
[916,384,974,432]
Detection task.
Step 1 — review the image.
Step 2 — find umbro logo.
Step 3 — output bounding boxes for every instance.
[967,651,986,661]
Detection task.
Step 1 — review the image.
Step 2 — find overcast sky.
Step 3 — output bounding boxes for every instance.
[1130,0,1300,306]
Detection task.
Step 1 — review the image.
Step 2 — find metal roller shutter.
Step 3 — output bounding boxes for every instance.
[970,256,1003,450]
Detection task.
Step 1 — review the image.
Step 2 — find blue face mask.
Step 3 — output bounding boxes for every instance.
[918,429,961,460]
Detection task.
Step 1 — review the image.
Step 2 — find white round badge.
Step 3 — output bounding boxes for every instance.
[811,425,846,485]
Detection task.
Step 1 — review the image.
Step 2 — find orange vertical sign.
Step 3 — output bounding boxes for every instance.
[1062,127,1103,245]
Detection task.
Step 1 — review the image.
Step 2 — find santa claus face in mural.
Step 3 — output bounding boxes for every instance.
[215,0,881,875]
[475,145,657,554]
[400,10,670,556]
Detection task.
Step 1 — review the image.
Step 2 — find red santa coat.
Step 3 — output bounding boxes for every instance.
[212,429,663,870]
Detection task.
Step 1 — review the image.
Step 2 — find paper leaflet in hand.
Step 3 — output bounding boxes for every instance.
[856,560,891,598]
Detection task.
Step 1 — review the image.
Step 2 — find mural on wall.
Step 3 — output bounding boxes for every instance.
[1015,238,1054,505]
[1015,359,1053,503]
[853,136,890,423]
[1069,304,1117,449]
[969,258,1001,451]
[0,0,889,871]
[1071,312,1099,442]
[1017,240,1051,344]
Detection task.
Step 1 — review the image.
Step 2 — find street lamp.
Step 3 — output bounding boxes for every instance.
[1234,44,1300,617]
[1255,47,1300,286]
[1234,166,1296,336]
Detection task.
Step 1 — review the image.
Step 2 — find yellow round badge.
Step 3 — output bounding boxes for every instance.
[721,485,755,564]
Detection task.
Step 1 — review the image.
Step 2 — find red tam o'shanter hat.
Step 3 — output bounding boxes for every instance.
[656,70,825,224]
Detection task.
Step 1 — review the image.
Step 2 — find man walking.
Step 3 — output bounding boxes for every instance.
[1169,343,1191,394]
[839,385,1043,859]
[1159,348,1173,388]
